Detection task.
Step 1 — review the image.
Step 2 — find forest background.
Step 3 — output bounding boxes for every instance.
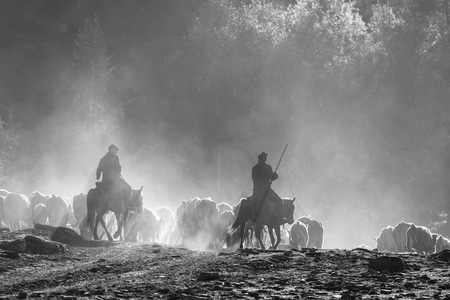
[1,0,450,249]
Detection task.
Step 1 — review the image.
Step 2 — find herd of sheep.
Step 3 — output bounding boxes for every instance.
[375,221,450,254]
[0,188,325,251]
[3,186,448,254]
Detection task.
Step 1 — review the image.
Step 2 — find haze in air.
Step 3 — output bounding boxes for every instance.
[1,0,449,249]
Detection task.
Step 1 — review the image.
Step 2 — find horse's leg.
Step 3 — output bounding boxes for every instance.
[99,213,112,240]
[262,227,271,248]
[113,212,123,240]
[249,226,255,247]
[238,222,245,249]
[92,213,112,241]
[99,214,113,241]
[123,209,130,241]
[244,222,254,247]
[239,224,244,249]
[92,213,100,240]
[268,226,276,249]
[255,224,266,250]
[93,214,101,240]
[272,225,281,250]
[95,213,113,241]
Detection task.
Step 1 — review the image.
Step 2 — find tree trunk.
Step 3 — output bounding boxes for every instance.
[446,0,450,30]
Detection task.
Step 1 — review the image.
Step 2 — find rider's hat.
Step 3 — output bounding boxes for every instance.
[258,152,268,161]
[109,144,119,151]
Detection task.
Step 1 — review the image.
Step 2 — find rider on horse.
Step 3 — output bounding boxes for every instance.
[251,151,284,221]
[96,144,127,196]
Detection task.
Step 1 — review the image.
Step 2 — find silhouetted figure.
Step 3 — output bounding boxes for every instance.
[251,152,284,220]
[96,144,123,195]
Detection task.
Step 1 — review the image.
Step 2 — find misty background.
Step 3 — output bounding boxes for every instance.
[1,0,450,249]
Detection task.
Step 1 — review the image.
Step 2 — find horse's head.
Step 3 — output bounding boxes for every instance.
[283,197,296,225]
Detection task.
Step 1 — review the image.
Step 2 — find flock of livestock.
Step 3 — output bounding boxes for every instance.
[375,222,450,254]
[0,188,324,251]
[2,186,449,254]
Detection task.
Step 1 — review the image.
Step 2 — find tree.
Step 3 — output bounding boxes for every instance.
[0,114,22,187]
[72,14,113,134]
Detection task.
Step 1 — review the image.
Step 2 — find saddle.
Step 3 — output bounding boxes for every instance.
[95,181,123,200]
[245,195,278,221]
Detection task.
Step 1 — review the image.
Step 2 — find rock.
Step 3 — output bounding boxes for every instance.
[24,235,66,254]
[0,249,20,259]
[34,223,86,246]
[0,239,26,253]
[430,249,450,262]
[238,248,259,255]
[368,256,405,272]
[34,223,120,248]
[51,226,87,246]
[197,272,219,281]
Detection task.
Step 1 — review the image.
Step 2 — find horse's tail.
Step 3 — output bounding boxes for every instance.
[230,198,249,232]
[86,189,96,232]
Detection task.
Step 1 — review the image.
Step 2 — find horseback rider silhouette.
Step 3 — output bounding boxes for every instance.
[251,151,284,220]
[89,144,143,241]
[96,144,127,197]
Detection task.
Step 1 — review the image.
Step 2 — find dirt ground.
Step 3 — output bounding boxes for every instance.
[1,228,450,299]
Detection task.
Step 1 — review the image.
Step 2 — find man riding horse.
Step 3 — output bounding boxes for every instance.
[251,151,284,221]
[96,144,128,199]
[88,144,143,241]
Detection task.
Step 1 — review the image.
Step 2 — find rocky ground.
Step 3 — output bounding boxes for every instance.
[1,227,450,299]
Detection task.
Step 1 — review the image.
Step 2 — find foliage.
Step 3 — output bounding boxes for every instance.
[2,0,450,230]
[0,116,22,186]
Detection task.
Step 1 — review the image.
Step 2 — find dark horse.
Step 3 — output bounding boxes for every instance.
[230,197,295,250]
[86,181,143,241]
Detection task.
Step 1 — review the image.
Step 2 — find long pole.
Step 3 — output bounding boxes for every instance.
[253,143,288,220]
[274,143,288,174]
